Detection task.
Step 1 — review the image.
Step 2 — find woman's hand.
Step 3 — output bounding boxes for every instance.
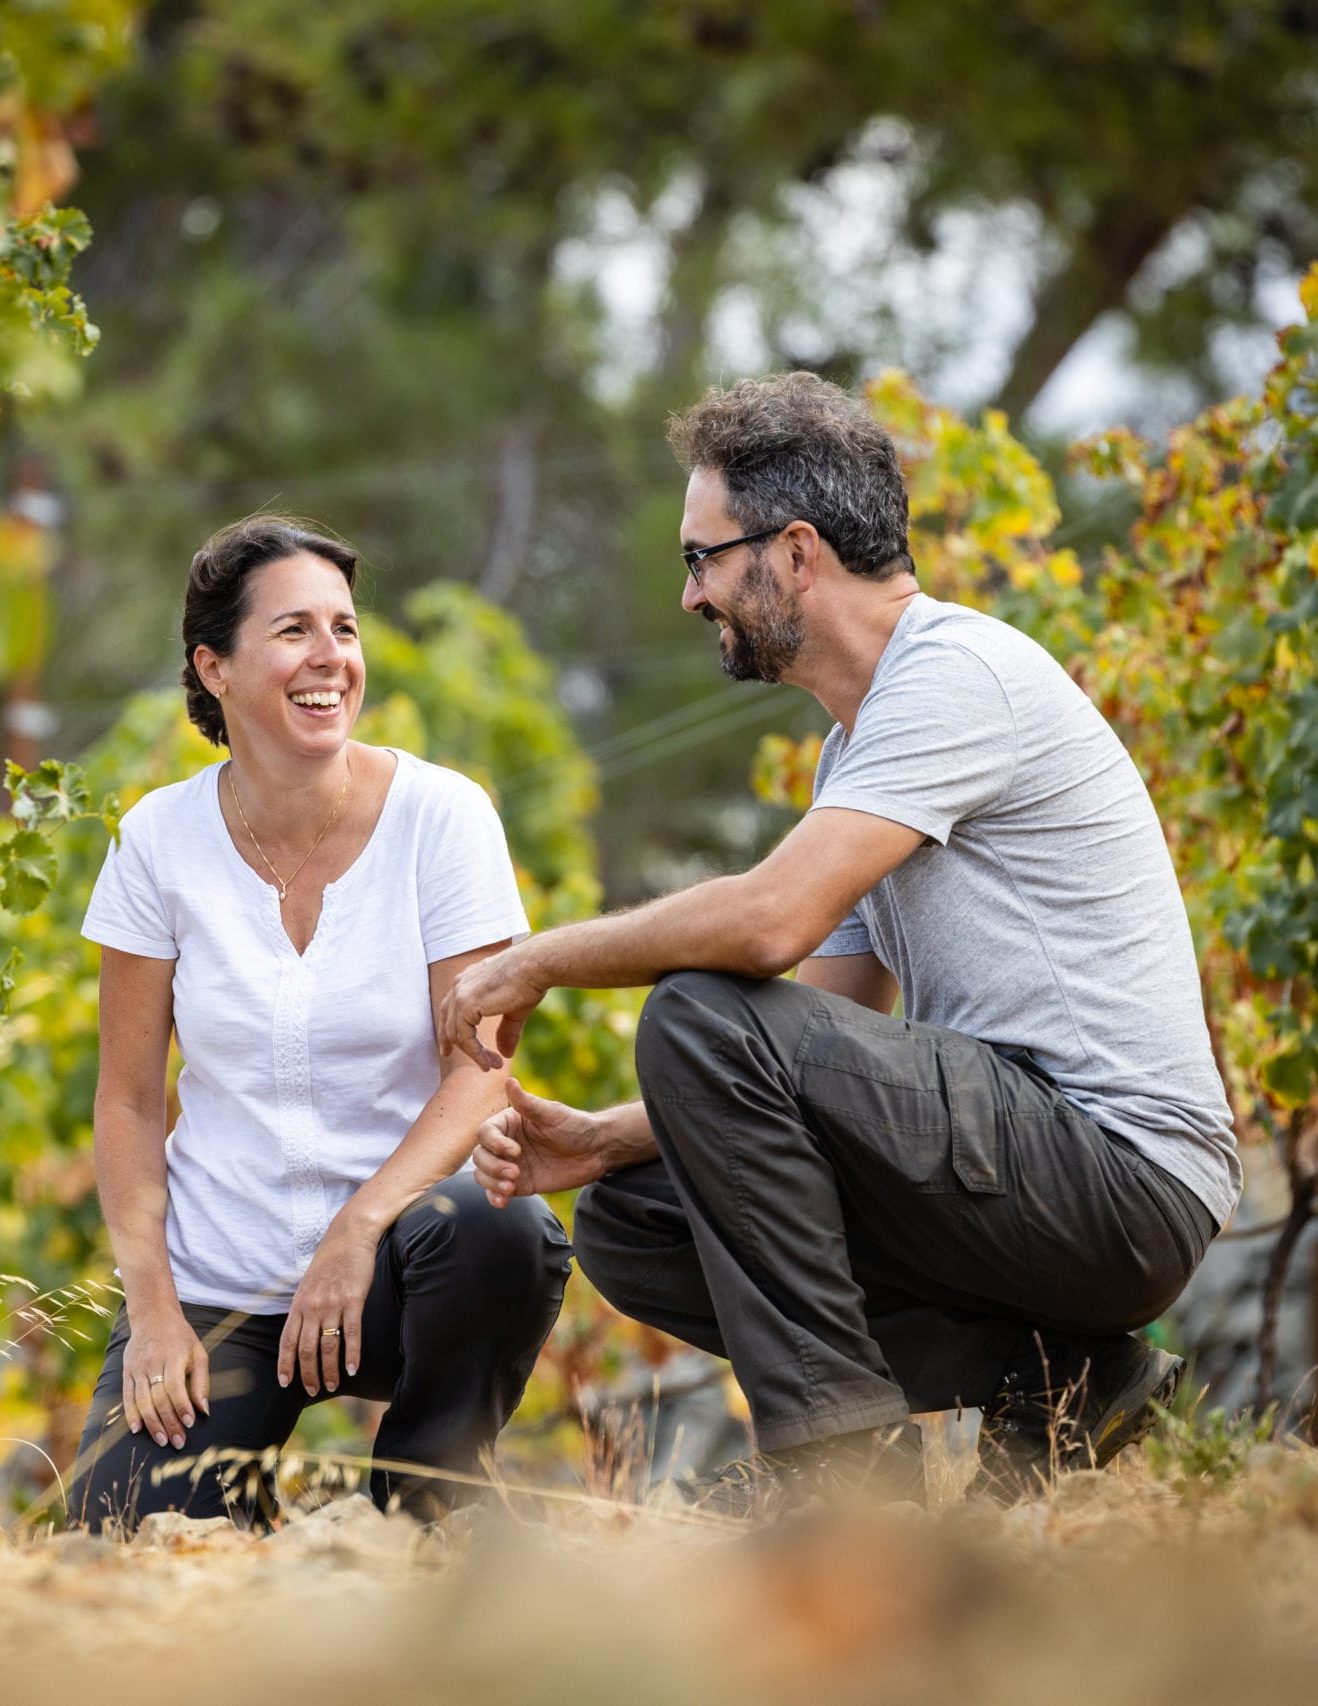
[473,1078,609,1205]
[122,1309,210,1449]
[277,1221,379,1396]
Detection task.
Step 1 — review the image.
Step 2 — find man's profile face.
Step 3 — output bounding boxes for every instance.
[680,468,805,684]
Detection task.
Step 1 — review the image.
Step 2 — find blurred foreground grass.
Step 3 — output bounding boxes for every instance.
[6,1428,1318,1706]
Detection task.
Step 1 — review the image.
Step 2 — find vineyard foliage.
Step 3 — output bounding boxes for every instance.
[0,0,136,400]
[1,3,139,746]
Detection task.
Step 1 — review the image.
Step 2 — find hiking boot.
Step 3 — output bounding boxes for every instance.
[966,1331,1185,1505]
[673,1419,926,1519]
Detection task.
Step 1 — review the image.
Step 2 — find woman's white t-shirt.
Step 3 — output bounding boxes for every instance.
[81,749,529,1314]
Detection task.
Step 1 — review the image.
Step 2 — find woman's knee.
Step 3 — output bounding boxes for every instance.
[390,1174,571,1319]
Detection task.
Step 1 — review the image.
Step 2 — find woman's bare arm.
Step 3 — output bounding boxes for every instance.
[95,947,209,1448]
[95,948,176,1315]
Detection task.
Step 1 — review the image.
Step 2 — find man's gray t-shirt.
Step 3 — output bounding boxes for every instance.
[811,593,1241,1229]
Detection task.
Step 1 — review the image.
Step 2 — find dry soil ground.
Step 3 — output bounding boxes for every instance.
[6,1437,1318,1706]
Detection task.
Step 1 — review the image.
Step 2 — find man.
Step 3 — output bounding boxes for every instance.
[439,371,1241,1511]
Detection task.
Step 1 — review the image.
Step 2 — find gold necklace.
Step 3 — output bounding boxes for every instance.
[228,758,352,901]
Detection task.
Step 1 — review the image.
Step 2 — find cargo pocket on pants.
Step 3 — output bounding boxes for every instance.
[936,1040,1006,1196]
[796,1008,957,1192]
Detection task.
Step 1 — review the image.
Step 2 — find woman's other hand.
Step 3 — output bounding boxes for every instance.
[473,1078,608,1206]
[277,1222,378,1396]
[122,1310,210,1449]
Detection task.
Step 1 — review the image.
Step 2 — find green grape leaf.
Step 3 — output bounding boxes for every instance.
[0,828,58,914]
[5,759,92,827]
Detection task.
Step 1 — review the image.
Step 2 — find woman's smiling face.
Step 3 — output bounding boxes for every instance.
[204,551,366,763]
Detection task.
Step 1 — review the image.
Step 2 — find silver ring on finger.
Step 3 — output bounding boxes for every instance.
[320,1326,342,1338]
[149,1373,165,1385]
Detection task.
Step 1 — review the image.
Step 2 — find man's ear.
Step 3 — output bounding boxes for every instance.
[192,644,227,699]
[785,519,823,589]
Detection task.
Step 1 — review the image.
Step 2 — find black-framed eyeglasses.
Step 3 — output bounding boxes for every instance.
[682,526,784,585]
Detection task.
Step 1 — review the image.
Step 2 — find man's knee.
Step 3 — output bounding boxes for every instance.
[641,968,743,1028]
[636,969,758,1086]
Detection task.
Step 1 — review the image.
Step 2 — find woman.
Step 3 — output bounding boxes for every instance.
[70,515,571,1531]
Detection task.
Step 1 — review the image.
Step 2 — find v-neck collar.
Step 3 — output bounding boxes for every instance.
[209,748,403,960]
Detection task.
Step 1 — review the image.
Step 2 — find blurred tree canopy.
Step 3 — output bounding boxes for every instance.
[11,0,1313,891]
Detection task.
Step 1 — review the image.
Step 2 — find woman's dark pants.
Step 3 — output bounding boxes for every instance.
[574,972,1216,1455]
[69,1175,572,1532]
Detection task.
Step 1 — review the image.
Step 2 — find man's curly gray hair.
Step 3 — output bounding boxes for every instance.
[667,371,913,581]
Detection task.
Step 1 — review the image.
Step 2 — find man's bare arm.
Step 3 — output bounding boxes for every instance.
[472,955,900,1205]
[440,807,923,1067]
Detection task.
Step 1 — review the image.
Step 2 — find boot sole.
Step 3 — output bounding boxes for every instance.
[1086,1349,1185,1467]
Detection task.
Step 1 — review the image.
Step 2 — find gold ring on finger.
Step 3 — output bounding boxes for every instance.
[320,1326,342,1338]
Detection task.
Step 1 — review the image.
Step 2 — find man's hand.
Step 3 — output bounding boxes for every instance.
[473,1079,609,1205]
[438,942,546,1069]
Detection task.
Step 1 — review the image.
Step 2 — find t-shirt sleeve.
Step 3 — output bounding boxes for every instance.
[809,641,1017,846]
[82,802,178,959]
[418,773,530,963]
[811,911,875,958]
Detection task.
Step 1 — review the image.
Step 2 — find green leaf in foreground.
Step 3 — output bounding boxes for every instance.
[0,829,57,913]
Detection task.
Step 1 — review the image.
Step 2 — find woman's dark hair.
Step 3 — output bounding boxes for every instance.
[182,515,358,747]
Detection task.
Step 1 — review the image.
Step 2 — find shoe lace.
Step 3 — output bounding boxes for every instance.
[986,1358,1097,1460]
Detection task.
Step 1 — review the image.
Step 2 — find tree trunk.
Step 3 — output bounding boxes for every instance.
[649,173,736,401]
[478,414,539,607]
[988,199,1180,424]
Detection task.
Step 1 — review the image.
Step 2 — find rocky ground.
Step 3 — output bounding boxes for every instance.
[7,1433,1318,1706]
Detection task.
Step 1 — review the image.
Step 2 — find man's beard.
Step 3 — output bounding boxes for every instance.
[716,554,806,683]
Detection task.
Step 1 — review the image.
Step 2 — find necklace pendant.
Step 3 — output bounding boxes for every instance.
[278,886,287,901]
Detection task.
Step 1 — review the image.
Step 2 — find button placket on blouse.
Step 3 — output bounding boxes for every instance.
[271,888,339,1272]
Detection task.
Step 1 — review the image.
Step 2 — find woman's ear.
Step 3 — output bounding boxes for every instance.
[192,645,227,699]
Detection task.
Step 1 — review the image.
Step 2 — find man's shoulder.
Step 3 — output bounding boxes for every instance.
[887,597,1078,713]
[899,596,1050,667]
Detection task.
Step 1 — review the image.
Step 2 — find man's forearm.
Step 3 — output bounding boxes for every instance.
[595,1098,659,1171]
[439,807,925,1070]
[525,871,793,991]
